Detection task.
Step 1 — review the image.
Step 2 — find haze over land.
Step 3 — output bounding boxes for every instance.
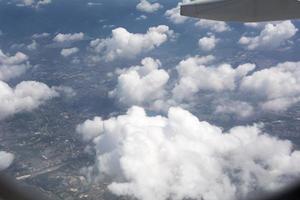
[1,0,300,200]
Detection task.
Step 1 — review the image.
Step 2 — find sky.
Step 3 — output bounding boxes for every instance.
[1,0,300,200]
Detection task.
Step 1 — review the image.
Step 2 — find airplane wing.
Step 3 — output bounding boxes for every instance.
[180,0,300,22]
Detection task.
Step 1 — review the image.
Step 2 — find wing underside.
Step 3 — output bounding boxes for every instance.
[181,0,300,22]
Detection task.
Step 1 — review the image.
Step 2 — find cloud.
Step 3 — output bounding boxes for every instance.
[165,3,189,24]
[173,57,300,114]
[136,0,162,13]
[109,57,169,107]
[61,47,79,57]
[87,2,102,6]
[52,85,76,98]
[244,22,269,29]
[172,55,255,101]
[53,32,85,43]
[0,50,28,66]
[215,100,254,118]
[240,61,300,112]
[27,40,38,51]
[89,26,174,61]
[239,21,297,50]
[0,49,62,119]
[78,106,300,200]
[36,0,51,6]
[0,151,14,171]
[109,54,300,116]
[198,35,218,51]
[0,81,59,120]
[76,117,103,142]
[32,32,50,39]
[0,50,30,81]
[172,58,300,114]
[16,0,51,7]
[136,15,148,21]
[195,19,230,33]
[244,22,283,29]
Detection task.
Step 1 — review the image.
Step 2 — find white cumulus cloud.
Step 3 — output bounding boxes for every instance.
[0,50,30,81]
[0,81,59,120]
[0,49,63,119]
[198,35,218,51]
[0,151,14,171]
[109,54,300,116]
[89,26,174,61]
[32,32,50,39]
[76,117,103,142]
[17,0,51,7]
[61,47,79,57]
[78,106,300,200]
[136,0,162,13]
[195,19,230,32]
[172,55,255,101]
[27,40,38,51]
[109,57,169,107]
[215,100,254,118]
[165,3,189,24]
[239,21,297,50]
[240,61,300,112]
[53,32,85,43]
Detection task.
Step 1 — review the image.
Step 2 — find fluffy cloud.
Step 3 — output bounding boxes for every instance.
[87,2,102,6]
[89,26,174,61]
[0,50,30,81]
[164,1,230,29]
[32,32,50,39]
[239,21,297,50]
[0,50,28,66]
[0,49,61,119]
[240,61,300,112]
[165,0,230,29]
[136,15,148,20]
[17,0,51,7]
[198,35,218,51]
[215,100,254,118]
[0,151,14,171]
[76,117,103,142]
[136,0,162,13]
[165,3,189,24]
[27,40,38,51]
[0,81,59,120]
[109,54,300,116]
[244,22,283,29]
[34,0,51,5]
[173,58,300,114]
[172,57,300,114]
[244,22,268,29]
[61,47,79,57]
[172,55,255,101]
[53,32,85,43]
[52,85,76,98]
[195,19,230,33]
[78,106,300,200]
[109,57,169,107]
